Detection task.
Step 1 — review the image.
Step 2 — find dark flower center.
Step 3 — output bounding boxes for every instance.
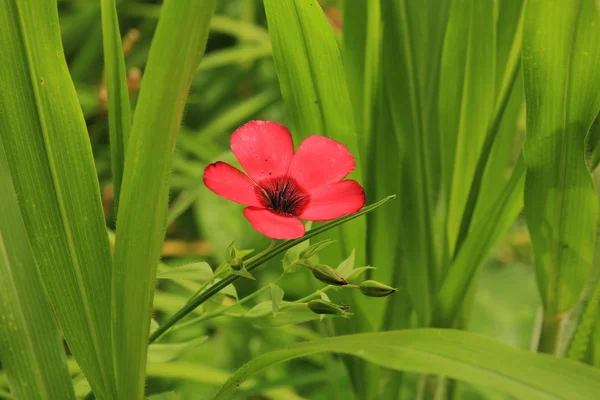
[255,176,310,217]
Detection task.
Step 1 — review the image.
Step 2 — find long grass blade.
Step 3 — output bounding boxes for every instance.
[439,0,497,258]
[380,0,450,327]
[0,139,75,400]
[213,329,600,400]
[100,0,131,216]
[111,1,217,398]
[0,1,116,397]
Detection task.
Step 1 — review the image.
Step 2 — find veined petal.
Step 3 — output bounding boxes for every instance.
[287,135,356,191]
[300,180,365,221]
[203,162,262,207]
[231,120,294,183]
[243,207,305,239]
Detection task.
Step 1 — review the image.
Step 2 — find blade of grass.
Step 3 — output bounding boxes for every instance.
[0,1,116,397]
[213,329,600,400]
[380,0,449,327]
[435,159,525,327]
[0,138,75,400]
[111,1,217,398]
[522,0,600,353]
[439,0,496,258]
[453,4,525,257]
[149,195,396,344]
[100,0,131,216]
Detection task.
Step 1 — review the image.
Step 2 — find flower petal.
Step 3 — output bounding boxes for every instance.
[203,162,262,207]
[288,135,356,191]
[243,207,305,239]
[231,120,294,183]
[299,180,365,221]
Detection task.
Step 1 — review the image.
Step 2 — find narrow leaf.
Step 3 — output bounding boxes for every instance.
[439,0,496,257]
[0,1,116,397]
[213,330,600,400]
[100,0,132,215]
[112,0,217,398]
[0,138,75,399]
[270,283,285,317]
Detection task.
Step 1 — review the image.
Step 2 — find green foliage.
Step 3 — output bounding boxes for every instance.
[0,139,75,400]
[100,0,131,215]
[522,0,600,353]
[111,0,217,398]
[213,329,600,400]
[0,1,116,397]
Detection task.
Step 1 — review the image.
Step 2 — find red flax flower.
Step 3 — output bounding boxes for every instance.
[203,120,365,239]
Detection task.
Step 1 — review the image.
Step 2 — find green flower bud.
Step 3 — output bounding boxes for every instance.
[359,280,397,297]
[298,239,335,260]
[307,299,351,318]
[226,242,243,270]
[311,264,348,286]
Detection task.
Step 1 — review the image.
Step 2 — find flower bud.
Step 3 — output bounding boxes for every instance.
[226,242,243,271]
[307,299,351,318]
[359,280,397,297]
[298,239,334,260]
[311,264,348,286]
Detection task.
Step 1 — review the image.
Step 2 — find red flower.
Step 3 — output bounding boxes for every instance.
[203,120,365,239]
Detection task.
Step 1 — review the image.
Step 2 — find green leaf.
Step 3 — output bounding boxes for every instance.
[0,138,75,399]
[380,0,449,327]
[232,267,256,280]
[335,250,356,279]
[263,0,365,268]
[157,262,214,283]
[111,0,217,398]
[0,1,116,397]
[346,266,376,284]
[436,160,525,327]
[100,0,131,215]
[439,0,497,257]
[522,0,600,351]
[270,283,285,317]
[342,0,380,154]
[213,329,600,400]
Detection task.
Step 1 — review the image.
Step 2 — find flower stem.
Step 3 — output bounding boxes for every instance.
[148,195,395,343]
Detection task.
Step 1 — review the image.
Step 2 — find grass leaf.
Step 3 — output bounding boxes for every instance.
[522,0,600,352]
[0,1,116,397]
[0,139,75,400]
[213,329,600,400]
[111,0,217,398]
[100,0,131,215]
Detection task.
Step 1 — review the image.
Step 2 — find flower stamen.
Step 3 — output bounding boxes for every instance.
[256,176,310,217]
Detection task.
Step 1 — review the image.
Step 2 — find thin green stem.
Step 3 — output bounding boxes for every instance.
[148,195,395,343]
[174,269,286,332]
